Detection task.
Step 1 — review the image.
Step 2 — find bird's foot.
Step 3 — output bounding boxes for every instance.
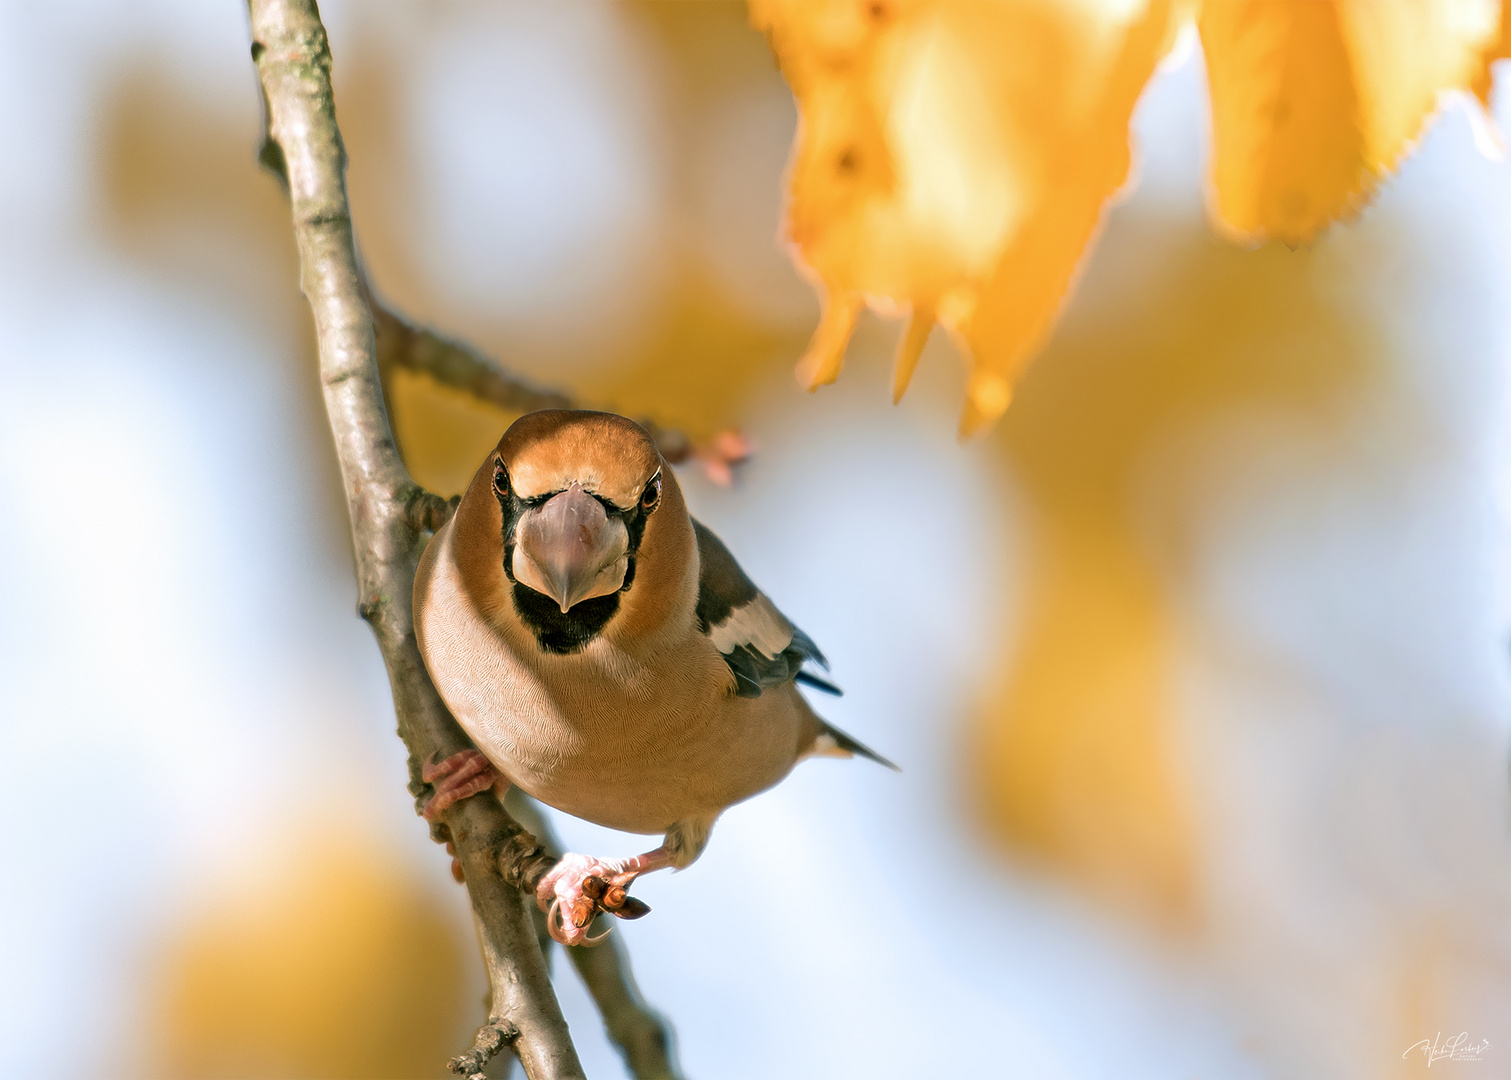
[421,749,506,822]
[535,852,658,947]
[421,750,508,884]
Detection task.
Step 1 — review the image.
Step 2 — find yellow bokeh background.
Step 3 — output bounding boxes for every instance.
[2,2,1507,1078]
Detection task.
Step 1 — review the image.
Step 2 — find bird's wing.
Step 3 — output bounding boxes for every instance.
[692,518,838,699]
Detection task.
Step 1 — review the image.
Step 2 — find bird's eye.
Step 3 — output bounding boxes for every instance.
[640,472,662,511]
[492,461,509,497]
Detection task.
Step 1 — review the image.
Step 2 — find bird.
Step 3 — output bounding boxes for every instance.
[413,409,894,945]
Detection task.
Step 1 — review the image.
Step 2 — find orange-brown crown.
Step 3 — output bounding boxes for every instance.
[496,410,663,506]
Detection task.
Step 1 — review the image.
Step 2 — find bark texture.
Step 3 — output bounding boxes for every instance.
[249,3,579,1075]
[506,790,684,1080]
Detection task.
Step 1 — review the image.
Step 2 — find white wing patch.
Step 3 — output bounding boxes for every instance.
[708,593,794,660]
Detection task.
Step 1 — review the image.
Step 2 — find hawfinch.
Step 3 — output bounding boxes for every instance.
[414,410,893,945]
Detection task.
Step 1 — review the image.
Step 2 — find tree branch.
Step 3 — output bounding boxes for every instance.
[247,3,582,1076]
[259,50,738,487]
[448,1019,520,1080]
[368,292,703,466]
[505,790,685,1080]
[370,297,571,414]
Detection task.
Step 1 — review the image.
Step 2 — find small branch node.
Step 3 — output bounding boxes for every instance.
[322,366,359,388]
[356,594,389,623]
[402,484,460,534]
[448,1018,521,1080]
[499,829,556,895]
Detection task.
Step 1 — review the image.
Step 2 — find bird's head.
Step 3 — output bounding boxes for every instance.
[451,410,689,653]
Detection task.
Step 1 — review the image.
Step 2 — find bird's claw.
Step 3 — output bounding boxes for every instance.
[536,854,652,947]
[420,748,504,823]
[547,897,613,946]
[582,874,652,920]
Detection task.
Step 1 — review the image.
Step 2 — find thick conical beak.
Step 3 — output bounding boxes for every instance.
[512,485,629,613]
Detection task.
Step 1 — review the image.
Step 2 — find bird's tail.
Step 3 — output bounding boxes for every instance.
[811,719,900,772]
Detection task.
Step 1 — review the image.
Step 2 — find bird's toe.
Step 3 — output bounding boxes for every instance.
[420,748,505,823]
[536,853,650,946]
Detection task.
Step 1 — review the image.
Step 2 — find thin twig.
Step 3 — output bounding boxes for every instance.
[566,934,682,1080]
[370,296,574,416]
[248,3,582,1076]
[448,1019,520,1080]
[368,292,698,464]
[505,790,686,1080]
[258,45,734,485]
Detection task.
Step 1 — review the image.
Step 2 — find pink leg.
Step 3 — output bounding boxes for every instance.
[421,749,508,822]
[422,750,508,883]
[536,845,674,947]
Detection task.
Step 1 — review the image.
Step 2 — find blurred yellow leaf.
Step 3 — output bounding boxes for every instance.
[753,0,1178,432]
[758,0,1508,430]
[980,227,1374,922]
[146,831,473,1079]
[1472,1,1511,104]
[1200,0,1502,246]
[977,526,1196,920]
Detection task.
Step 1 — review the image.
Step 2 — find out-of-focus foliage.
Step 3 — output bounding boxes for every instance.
[373,1,815,496]
[756,0,1508,430]
[146,833,470,1079]
[95,56,489,1080]
[1201,0,1500,244]
[752,0,1178,434]
[977,224,1373,922]
[20,2,1497,1076]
